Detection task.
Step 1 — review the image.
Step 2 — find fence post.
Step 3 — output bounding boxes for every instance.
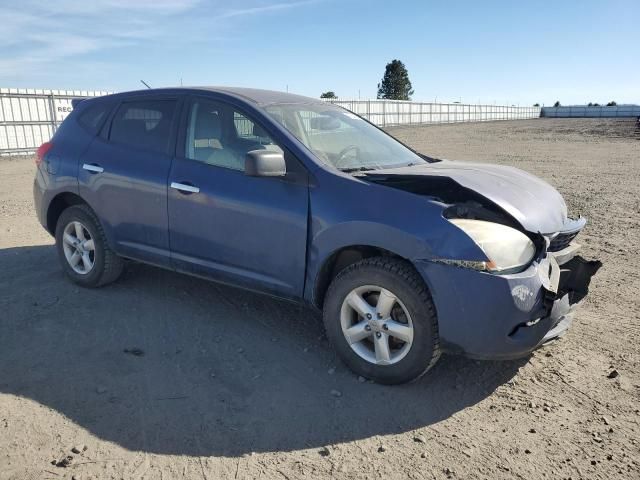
[48,93,57,135]
[382,100,386,127]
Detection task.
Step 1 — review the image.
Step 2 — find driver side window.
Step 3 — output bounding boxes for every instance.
[185,99,283,171]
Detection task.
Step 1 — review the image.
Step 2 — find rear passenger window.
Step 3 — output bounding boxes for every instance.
[109,100,177,154]
[78,102,110,133]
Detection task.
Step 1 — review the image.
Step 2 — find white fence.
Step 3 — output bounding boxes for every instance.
[0,88,109,155]
[325,99,541,126]
[541,105,640,118]
[1,88,542,156]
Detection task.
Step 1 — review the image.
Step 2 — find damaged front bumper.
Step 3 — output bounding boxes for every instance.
[416,244,601,360]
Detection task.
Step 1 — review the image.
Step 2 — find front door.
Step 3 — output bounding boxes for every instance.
[167,97,309,298]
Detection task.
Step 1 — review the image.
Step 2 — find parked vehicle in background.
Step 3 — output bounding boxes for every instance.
[33,87,600,384]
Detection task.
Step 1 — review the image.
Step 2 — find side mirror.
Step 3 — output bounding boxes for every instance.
[245,149,286,177]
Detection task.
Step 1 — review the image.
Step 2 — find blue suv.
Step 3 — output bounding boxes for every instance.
[34,87,600,384]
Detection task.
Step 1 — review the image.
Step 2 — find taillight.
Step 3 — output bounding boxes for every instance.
[36,142,54,166]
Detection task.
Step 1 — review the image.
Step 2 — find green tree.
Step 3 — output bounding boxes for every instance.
[320,91,337,99]
[533,103,540,107]
[606,101,617,106]
[553,101,561,107]
[377,59,414,100]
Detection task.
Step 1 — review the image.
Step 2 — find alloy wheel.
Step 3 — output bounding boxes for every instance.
[62,221,95,274]
[340,285,414,365]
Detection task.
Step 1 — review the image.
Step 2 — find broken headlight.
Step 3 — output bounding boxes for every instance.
[449,219,536,273]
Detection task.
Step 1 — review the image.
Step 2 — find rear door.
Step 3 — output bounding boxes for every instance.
[78,96,180,266]
[167,96,309,298]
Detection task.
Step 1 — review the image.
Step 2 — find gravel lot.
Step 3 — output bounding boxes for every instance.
[1,118,639,479]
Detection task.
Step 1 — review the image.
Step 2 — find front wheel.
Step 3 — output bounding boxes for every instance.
[323,257,440,384]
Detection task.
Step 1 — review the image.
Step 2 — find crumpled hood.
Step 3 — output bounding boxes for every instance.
[364,160,574,234]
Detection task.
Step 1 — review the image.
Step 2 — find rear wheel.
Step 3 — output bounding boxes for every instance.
[323,257,440,384]
[55,205,123,287]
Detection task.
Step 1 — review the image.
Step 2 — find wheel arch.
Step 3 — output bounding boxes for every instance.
[312,244,419,310]
[46,191,90,235]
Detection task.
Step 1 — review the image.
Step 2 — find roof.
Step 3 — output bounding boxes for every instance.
[102,86,323,106]
[199,87,320,106]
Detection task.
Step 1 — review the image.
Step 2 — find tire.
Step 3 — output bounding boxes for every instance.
[55,204,124,288]
[323,257,440,384]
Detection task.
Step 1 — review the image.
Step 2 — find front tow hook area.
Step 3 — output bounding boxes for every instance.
[538,255,602,344]
[557,256,602,304]
[509,255,601,344]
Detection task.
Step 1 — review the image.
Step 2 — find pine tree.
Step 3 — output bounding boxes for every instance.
[377,60,414,100]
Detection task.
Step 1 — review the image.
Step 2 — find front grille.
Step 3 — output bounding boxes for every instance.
[548,231,579,252]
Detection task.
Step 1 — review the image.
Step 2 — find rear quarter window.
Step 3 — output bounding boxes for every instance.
[109,99,177,154]
[77,101,112,134]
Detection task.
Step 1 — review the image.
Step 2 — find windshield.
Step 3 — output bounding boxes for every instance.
[263,103,427,171]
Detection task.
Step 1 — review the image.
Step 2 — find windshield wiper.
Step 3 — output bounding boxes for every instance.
[418,153,441,163]
[339,166,378,173]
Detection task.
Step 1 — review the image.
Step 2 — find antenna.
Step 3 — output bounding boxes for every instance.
[140,80,152,89]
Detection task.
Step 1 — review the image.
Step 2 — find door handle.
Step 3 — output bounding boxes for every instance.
[82,163,104,174]
[170,182,200,194]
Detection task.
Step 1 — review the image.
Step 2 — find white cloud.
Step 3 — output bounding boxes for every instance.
[23,0,201,15]
[217,0,319,19]
[0,1,198,78]
[0,31,133,77]
[0,0,324,83]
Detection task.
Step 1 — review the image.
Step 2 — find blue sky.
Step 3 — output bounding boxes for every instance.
[1,0,638,105]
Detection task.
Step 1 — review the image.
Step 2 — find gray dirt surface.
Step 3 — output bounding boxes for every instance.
[1,118,639,479]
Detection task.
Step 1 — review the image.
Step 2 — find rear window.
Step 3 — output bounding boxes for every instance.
[109,100,177,154]
[77,101,111,133]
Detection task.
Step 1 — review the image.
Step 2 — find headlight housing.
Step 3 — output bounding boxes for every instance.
[448,219,536,273]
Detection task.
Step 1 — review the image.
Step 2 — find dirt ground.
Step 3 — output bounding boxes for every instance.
[1,118,638,480]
